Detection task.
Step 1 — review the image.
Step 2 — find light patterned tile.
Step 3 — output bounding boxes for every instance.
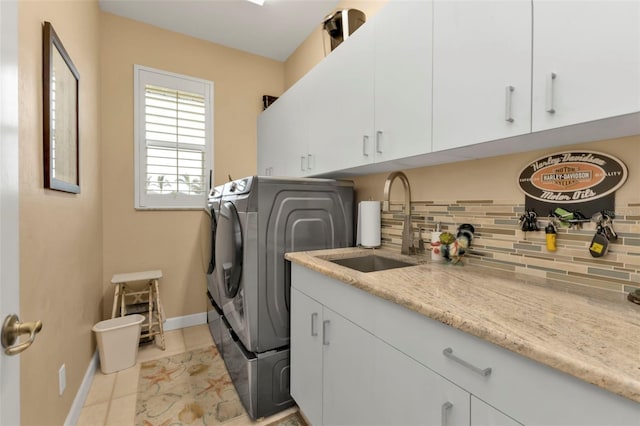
[76,401,109,426]
[105,394,137,426]
[183,324,214,350]
[113,363,140,398]
[84,371,115,406]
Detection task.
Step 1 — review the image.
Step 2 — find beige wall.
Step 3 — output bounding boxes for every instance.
[99,13,284,320]
[352,136,640,205]
[284,0,388,90]
[18,1,103,424]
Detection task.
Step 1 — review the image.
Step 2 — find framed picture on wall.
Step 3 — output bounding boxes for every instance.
[43,21,80,194]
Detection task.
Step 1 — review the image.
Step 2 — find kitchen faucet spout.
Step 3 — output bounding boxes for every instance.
[383,171,414,255]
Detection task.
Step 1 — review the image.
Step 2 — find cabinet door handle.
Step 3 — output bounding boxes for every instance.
[307,154,313,170]
[443,347,492,377]
[545,72,557,114]
[362,135,369,157]
[441,401,453,426]
[300,156,306,171]
[505,85,515,123]
[375,130,383,154]
[322,320,330,345]
[311,313,318,337]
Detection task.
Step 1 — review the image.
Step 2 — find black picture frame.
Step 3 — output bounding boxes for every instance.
[43,21,80,194]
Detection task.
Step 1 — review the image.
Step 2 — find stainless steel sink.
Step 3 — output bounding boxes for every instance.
[329,255,415,273]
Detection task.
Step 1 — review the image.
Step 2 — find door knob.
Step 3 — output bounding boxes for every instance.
[1,314,43,356]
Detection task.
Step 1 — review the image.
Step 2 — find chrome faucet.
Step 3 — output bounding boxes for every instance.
[383,171,414,255]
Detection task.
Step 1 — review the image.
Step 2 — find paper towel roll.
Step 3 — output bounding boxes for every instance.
[357,201,381,248]
[430,231,444,262]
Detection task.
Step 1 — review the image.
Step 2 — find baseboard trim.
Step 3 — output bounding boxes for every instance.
[64,350,99,426]
[66,312,206,425]
[163,312,207,331]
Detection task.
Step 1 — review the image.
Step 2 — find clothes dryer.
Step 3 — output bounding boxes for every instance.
[214,176,353,419]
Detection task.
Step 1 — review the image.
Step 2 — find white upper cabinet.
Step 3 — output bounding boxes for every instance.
[257,98,286,176]
[304,21,375,176]
[532,0,640,131]
[294,0,434,176]
[257,0,640,177]
[433,0,532,152]
[373,0,433,162]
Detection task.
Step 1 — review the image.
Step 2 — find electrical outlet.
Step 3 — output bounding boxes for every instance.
[59,364,66,396]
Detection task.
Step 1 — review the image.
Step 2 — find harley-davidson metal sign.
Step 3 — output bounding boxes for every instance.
[518,151,627,203]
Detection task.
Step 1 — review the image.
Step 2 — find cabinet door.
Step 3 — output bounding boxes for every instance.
[322,308,378,426]
[257,99,286,176]
[532,1,640,131]
[471,396,522,426]
[373,337,471,426]
[433,0,532,152]
[305,20,375,176]
[290,289,323,426]
[373,1,433,162]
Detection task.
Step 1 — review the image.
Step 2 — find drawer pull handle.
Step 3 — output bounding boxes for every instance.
[322,320,330,345]
[441,401,453,426]
[443,347,492,377]
[311,313,318,337]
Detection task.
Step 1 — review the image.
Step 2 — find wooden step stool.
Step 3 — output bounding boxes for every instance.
[111,270,165,350]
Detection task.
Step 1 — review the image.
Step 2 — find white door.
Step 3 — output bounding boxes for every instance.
[322,307,378,426]
[373,337,471,426]
[290,289,323,426]
[0,0,21,424]
[471,396,523,426]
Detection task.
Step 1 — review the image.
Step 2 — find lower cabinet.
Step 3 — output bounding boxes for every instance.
[472,396,522,426]
[290,264,640,426]
[290,288,323,425]
[291,288,378,426]
[291,287,521,426]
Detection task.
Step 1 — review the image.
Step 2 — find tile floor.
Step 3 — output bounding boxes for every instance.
[77,324,299,425]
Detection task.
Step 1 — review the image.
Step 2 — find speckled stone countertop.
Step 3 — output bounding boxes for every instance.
[285,247,640,404]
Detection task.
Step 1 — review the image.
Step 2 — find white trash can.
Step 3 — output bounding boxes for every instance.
[92,314,145,374]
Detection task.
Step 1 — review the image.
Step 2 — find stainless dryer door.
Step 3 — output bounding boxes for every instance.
[215,201,243,299]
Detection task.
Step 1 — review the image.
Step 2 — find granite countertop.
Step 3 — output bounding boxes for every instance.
[285,247,640,404]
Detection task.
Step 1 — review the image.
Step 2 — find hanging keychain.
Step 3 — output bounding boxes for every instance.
[589,225,609,257]
[589,210,617,258]
[545,222,557,252]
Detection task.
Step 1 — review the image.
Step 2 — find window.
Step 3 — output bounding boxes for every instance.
[134,65,213,209]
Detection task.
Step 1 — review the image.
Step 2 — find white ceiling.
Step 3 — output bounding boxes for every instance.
[99,0,341,61]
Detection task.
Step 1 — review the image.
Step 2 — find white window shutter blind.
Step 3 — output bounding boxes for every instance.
[134,66,213,209]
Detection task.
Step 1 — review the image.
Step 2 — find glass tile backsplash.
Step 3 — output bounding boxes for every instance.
[381,200,640,294]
